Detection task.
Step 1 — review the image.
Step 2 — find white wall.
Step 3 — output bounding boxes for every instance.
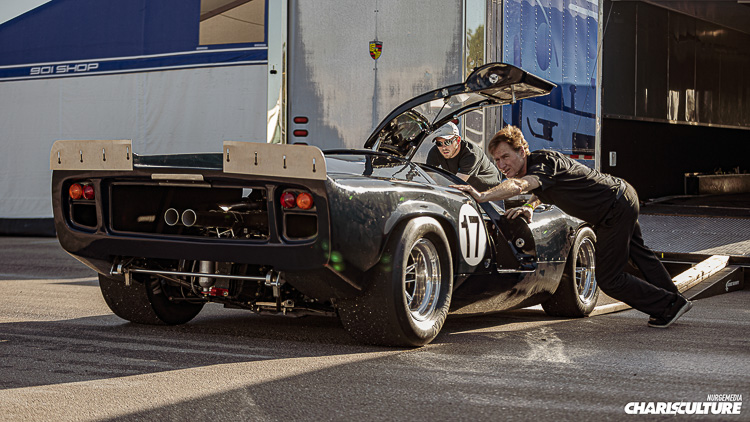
[0,65,267,218]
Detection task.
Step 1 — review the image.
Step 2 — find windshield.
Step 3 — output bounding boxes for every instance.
[325,153,435,184]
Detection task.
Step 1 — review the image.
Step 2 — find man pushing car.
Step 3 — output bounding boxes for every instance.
[451,125,692,328]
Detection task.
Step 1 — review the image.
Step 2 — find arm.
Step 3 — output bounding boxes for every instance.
[522,195,542,209]
[451,175,540,202]
[506,193,541,221]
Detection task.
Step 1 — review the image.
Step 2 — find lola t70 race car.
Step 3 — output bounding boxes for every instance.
[51,63,599,347]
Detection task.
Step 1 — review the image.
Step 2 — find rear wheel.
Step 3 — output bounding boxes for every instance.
[98,273,204,325]
[338,217,453,347]
[542,227,598,317]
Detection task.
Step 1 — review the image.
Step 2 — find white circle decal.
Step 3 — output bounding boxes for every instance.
[458,204,488,267]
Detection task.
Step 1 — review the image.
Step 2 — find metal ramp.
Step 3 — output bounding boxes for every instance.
[638,214,750,258]
[685,265,744,300]
[590,208,749,315]
[591,255,745,316]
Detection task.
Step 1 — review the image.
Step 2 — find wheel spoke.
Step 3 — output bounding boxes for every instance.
[405,262,417,274]
[405,289,414,303]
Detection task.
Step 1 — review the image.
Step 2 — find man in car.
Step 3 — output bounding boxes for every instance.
[426,122,503,193]
[451,125,692,328]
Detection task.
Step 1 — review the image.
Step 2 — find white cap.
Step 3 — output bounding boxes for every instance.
[426,122,459,143]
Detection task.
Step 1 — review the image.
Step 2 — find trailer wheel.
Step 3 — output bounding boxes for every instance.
[338,217,453,347]
[98,273,203,325]
[542,227,599,317]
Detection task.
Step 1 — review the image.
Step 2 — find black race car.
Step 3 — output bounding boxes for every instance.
[51,63,599,347]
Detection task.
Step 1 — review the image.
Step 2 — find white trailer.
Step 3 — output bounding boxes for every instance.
[0,0,601,234]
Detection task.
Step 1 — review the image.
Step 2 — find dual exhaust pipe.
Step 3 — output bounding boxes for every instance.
[164,208,200,227]
[164,207,264,231]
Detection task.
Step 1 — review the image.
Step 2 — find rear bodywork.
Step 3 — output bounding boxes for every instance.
[52,150,578,315]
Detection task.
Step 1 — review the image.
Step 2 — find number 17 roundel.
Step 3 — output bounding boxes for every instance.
[458,204,488,267]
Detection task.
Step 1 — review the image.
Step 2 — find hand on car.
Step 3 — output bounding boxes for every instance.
[506,206,532,222]
[450,184,482,201]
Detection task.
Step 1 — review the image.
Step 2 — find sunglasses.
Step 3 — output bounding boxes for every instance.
[434,137,455,147]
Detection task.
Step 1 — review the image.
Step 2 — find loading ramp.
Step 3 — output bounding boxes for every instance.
[593,193,749,314]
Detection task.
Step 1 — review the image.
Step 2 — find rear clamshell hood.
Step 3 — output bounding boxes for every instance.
[364,63,556,159]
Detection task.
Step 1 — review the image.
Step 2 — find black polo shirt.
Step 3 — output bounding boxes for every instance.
[525,150,624,225]
[426,140,503,192]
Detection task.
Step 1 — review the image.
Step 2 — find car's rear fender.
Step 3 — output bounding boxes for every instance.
[380,200,462,271]
[325,177,473,275]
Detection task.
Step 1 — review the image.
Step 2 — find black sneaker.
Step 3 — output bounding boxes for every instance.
[648,295,693,328]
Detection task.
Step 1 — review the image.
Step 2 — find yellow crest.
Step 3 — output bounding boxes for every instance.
[369,41,382,60]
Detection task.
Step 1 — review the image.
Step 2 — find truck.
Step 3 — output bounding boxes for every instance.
[0,0,601,234]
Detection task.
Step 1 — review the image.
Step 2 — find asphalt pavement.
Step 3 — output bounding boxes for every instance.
[0,237,748,421]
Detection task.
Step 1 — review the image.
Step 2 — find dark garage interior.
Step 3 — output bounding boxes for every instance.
[601,0,750,200]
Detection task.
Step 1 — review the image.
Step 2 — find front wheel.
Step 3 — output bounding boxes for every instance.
[99,273,204,325]
[542,227,599,317]
[338,217,453,347]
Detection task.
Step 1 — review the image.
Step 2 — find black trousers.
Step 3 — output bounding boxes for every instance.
[594,182,679,317]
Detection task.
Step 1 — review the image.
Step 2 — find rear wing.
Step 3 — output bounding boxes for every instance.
[223,141,327,181]
[50,140,327,180]
[50,140,133,171]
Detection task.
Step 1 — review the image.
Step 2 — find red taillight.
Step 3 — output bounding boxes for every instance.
[293,129,308,137]
[69,184,83,200]
[293,116,309,124]
[82,185,95,200]
[280,192,296,208]
[296,192,313,210]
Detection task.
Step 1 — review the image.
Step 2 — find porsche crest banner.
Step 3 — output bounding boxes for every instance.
[369,41,382,60]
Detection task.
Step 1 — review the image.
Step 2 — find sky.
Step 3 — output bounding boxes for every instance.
[0,0,51,24]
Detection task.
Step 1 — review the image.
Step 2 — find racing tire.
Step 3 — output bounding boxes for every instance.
[337,217,453,347]
[542,227,599,317]
[98,273,204,325]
